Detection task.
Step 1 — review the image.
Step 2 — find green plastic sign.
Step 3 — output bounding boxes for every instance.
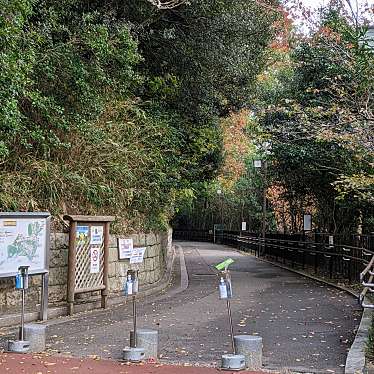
[215,258,235,271]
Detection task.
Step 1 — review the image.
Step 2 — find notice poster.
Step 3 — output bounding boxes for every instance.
[91,226,104,245]
[118,238,133,259]
[241,222,246,231]
[76,226,89,246]
[130,247,146,264]
[90,246,100,273]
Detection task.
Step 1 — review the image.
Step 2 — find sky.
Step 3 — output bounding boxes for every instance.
[292,0,374,32]
[301,0,374,9]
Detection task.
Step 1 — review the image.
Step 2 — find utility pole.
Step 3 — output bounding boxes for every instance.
[261,160,267,256]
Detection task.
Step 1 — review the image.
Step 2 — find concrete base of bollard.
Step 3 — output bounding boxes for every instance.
[24,324,46,352]
[122,347,145,362]
[234,335,262,369]
[134,329,158,359]
[8,340,30,353]
[221,354,246,371]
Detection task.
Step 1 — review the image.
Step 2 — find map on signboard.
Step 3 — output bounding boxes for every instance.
[0,219,47,274]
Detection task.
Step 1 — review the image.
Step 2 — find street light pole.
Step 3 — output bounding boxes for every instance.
[261,160,267,256]
[254,140,271,257]
[217,189,223,243]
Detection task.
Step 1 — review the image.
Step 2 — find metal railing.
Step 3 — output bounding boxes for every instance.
[173,229,374,307]
[359,255,374,308]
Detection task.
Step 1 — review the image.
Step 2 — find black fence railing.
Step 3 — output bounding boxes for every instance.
[173,229,374,282]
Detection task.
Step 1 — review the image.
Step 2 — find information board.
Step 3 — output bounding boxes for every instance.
[0,212,50,277]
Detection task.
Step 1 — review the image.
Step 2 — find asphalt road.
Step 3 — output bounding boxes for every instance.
[1,241,362,373]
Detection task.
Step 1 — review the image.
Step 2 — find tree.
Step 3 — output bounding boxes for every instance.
[0,0,279,231]
[258,7,373,233]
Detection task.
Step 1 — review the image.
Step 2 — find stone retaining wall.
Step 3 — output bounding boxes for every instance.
[0,228,172,312]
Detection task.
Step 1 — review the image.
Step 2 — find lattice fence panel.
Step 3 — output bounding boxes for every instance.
[75,239,104,291]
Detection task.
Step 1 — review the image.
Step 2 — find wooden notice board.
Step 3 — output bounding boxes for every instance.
[64,215,114,315]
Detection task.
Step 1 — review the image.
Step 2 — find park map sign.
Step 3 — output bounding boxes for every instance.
[0,212,50,277]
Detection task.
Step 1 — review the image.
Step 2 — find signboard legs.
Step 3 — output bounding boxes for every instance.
[101,222,110,309]
[40,273,49,321]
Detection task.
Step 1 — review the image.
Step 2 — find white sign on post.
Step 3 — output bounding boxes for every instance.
[241,222,246,231]
[118,238,134,259]
[91,226,103,245]
[303,214,312,231]
[329,235,334,245]
[90,246,100,273]
[130,247,146,264]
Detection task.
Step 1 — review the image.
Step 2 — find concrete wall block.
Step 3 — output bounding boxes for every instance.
[155,232,161,245]
[146,246,156,258]
[51,232,69,250]
[0,278,14,290]
[148,271,155,284]
[109,277,122,293]
[138,271,146,283]
[6,290,21,307]
[129,234,139,247]
[49,248,68,268]
[115,262,129,278]
[137,233,146,246]
[0,291,7,311]
[155,243,162,253]
[108,263,116,278]
[48,267,68,286]
[140,271,149,284]
[109,247,118,263]
[146,233,157,246]
[29,276,42,288]
[108,235,118,248]
[143,258,151,271]
[153,268,161,283]
[48,285,66,303]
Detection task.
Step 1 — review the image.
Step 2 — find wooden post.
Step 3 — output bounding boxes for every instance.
[102,221,110,309]
[67,221,77,316]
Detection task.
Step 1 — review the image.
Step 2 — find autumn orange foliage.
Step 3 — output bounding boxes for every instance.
[218,110,251,190]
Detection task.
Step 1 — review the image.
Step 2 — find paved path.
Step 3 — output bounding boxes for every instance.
[0,352,264,374]
[0,242,362,373]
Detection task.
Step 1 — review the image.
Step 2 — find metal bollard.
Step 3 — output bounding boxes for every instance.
[24,324,46,352]
[234,335,262,369]
[135,329,158,359]
[122,347,145,362]
[221,354,246,370]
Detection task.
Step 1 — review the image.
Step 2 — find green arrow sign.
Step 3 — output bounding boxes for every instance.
[215,258,235,271]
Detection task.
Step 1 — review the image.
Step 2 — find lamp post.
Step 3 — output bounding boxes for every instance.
[254,141,271,256]
[216,188,223,243]
[217,188,224,227]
